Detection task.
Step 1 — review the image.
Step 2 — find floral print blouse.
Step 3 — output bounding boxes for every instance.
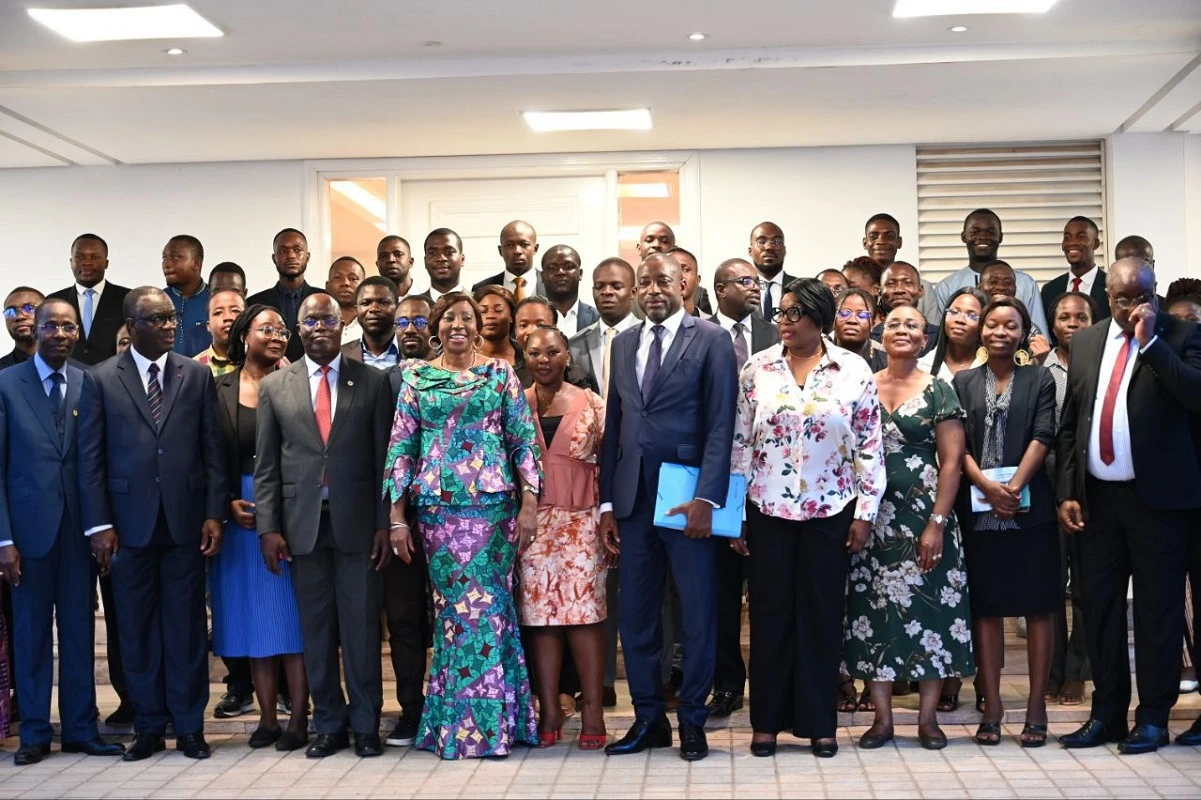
[383,358,542,507]
[731,344,885,523]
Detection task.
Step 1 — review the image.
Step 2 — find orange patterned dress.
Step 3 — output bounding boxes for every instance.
[519,388,608,626]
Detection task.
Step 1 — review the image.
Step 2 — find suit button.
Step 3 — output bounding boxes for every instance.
[155,477,161,483]
[641,411,648,418]
[157,449,164,455]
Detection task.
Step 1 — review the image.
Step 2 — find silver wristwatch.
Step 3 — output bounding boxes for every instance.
[929,513,949,526]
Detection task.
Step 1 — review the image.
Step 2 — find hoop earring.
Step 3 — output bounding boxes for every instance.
[1014,349,1031,367]
[428,335,441,350]
[473,334,484,348]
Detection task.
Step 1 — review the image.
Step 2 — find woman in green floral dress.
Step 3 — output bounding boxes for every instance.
[843,306,975,750]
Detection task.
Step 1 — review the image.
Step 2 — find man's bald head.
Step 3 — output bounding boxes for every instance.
[1115,235,1154,267]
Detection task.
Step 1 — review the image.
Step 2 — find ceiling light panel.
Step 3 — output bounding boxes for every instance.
[523,109,653,133]
[27,4,223,43]
[893,0,1058,17]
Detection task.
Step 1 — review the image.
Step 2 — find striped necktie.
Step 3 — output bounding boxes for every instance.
[146,363,163,426]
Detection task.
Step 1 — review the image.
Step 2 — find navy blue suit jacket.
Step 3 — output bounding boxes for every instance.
[599,314,737,519]
[78,350,228,547]
[0,359,87,558]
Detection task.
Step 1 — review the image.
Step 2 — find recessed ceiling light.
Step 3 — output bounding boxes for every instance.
[688,32,706,41]
[523,109,653,133]
[164,47,186,55]
[28,4,223,43]
[893,0,1058,17]
[948,25,969,32]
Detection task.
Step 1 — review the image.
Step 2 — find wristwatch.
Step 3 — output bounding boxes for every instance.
[929,513,949,527]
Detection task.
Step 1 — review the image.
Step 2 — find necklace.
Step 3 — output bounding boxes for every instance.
[535,384,558,416]
[786,346,823,362]
[438,350,478,372]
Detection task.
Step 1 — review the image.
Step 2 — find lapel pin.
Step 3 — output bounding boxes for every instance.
[347,380,354,386]
[72,409,78,417]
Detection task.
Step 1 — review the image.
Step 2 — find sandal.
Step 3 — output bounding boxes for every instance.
[1060,679,1086,706]
[937,677,962,713]
[837,676,858,713]
[856,686,875,713]
[975,693,987,714]
[974,720,1002,746]
[1019,722,1048,748]
[578,732,607,750]
[1044,682,1062,704]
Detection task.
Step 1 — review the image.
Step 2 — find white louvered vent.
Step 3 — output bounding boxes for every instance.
[916,141,1106,284]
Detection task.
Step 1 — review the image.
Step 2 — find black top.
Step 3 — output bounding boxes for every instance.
[540,414,562,448]
[237,403,257,474]
[0,347,30,372]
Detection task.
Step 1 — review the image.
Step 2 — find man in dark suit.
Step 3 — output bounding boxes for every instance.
[47,234,131,366]
[78,287,227,761]
[255,293,392,759]
[637,222,711,315]
[0,299,125,765]
[472,220,546,299]
[414,228,468,306]
[1056,258,1201,754]
[600,253,737,761]
[340,277,400,369]
[0,287,43,370]
[870,262,939,356]
[541,245,599,336]
[704,257,778,719]
[748,221,796,321]
[667,247,713,318]
[246,228,321,363]
[1041,217,1110,332]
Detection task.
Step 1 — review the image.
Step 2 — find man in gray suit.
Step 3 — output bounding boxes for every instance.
[254,293,393,759]
[78,287,227,762]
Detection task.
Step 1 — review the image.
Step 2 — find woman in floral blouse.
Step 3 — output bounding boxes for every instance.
[731,278,885,759]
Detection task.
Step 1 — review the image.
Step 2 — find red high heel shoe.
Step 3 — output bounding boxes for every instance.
[578,732,607,750]
[538,728,563,748]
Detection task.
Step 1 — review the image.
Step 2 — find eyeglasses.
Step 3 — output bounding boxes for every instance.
[137,312,178,327]
[753,237,785,248]
[945,308,980,323]
[883,320,924,332]
[254,325,291,341]
[771,307,807,323]
[300,316,341,330]
[1110,293,1151,310]
[3,304,37,319]
[395,316,429,331]
[717,277,759,289]
[38,322,78,335]
[836,309,873,322]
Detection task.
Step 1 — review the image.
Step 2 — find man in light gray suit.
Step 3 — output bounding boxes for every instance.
[254,293,393,759]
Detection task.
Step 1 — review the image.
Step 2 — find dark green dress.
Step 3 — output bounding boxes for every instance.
[843,378,976,683]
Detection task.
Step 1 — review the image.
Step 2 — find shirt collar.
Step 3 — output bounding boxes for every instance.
[205,347,232,368]
[33,353,65,383]
[1106,318,1132,342]
[603,313,639,334]
[644,307,687,338]
[304,353,342,377]
[129,346,169,375]
[166,280,207,300]
[504,270,536,289]
[278,281,307,298]
[76,279,106,297]
[715,311,751,331]
[560,299,580,319]
[757,269,784,286]
[1044,348,1067,371]
[362,338,399,359]
[429,285,464,303]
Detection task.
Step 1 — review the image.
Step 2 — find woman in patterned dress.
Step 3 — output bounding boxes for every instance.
[383,292,541,760]
[518,326,608,750]
[843,306,974,751]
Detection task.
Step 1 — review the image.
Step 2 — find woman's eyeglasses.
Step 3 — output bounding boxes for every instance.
[253,326,291,341]
[945,308,980,323]
[836,309,873,322]
[771,307,806,323]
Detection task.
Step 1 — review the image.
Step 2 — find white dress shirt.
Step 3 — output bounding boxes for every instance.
[714,311,752,355]
[1087,320,1140,481]
[556,299,583,338]
[503,270,538,297]
[759,274,785,316]
[340,316,362,345]
[1064,265,1100,296]
[76,279,107,306]
[304,354,341,425]
[635,307,686,387]
[589,313,640,392]
[428,285,466,305]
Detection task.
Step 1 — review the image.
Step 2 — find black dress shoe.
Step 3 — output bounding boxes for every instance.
[276,730,309,752]
[604,718,672,755]
[678,722,708,762]
[750,738,777,757]
[248,726,282,749]
[857,728,894,749]
[123,733,166,762]
[706,690,745,718]
[602,686,618,708]
[812,738,839,758]
[1059,719,1128,749]
[62,737,125,756]
[1175,716,1201,746]
[1119,723,1169,755]
[13,743,50,766]
[176,733,211,759]
[306,731,350,758]
[354,732,383,757]
[104,701,135,728]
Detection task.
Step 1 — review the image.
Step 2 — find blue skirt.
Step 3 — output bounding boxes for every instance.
[211,475,304,658]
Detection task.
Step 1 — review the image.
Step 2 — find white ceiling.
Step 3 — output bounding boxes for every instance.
[0,0,1198,167]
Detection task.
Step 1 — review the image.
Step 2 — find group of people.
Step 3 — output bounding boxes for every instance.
[0,208,1198,771]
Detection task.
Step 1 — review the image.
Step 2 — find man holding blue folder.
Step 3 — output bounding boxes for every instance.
[599,252,737,762]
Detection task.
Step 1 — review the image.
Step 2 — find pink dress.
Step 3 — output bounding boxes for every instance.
[519,389,607,626]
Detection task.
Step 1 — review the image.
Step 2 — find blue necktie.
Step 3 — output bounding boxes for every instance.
[82,288,95,339]
[641,324,665,400]
[47,373,65,440]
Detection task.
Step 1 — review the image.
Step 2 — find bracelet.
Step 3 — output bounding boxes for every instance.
[521,486,537,495]
[390,522,410,530]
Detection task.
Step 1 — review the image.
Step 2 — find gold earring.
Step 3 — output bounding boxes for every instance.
[1014,349,1031,366]
[975,346,988,363]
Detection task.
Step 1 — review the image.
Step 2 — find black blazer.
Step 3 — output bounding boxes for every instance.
[953,364,1058,528]
[707,312,781,357]
[1040,270,1110,330]
[1057,314,1201,515]
[245,281,322,364]
[471,271,546,296]
[215,369,248,500]
[48,283,131,366]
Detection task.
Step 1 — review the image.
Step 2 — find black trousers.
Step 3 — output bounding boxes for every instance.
[1080,478,1189,728]
[713,540,747,694]
[383,531,429,715]
[746,502,853,739]
[1050,528,1091,685]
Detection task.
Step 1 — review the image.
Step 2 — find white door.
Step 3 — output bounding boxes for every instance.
[400,175,611,293]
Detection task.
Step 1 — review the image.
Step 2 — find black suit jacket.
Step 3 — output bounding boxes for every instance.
[471,271,546,296]
[1057,314,1201,516]
[1040,270,1110,330]
[0,348,30,372]
[246,281,322,364]
[953,365,1058,528]
[78,350,228,547]
[707,312,781,358]
[215,368,253,500]
[48,283,131,366]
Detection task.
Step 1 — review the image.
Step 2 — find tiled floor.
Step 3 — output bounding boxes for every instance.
[1,722,1200,799]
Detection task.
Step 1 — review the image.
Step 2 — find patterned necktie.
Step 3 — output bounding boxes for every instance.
[601,327,615,399]
[763,281,774,321]
[82,289,96,340]
[1098,333,1133,466]
[732,322,750,370]
[641,324,665,400]
[146,363,163,426]
[315,365,332,445]
[513,276,527,302]
[1071,277,1082,293]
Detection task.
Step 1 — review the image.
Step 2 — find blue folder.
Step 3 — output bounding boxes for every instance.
[653,462,747,538]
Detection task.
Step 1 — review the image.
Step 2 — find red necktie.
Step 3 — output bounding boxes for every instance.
[315,365,332,445]
[1071,277,1081,293]
[1098,333,1132,466]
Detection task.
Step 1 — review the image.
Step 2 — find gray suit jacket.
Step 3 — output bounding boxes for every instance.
[254,356,392,555]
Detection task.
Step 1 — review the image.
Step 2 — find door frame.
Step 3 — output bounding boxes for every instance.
[303,150,700,272]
